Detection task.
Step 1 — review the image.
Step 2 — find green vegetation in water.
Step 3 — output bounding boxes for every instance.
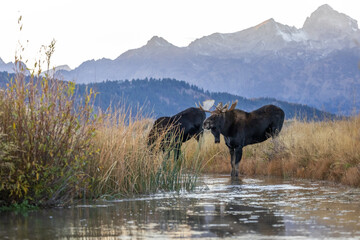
[0,200,38,212]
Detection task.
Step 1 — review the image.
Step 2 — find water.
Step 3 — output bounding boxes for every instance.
[1,175,359,239]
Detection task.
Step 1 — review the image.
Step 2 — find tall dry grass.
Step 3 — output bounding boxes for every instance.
[193,117,360,187]
[88,108,204,199]
[182,135,229,174]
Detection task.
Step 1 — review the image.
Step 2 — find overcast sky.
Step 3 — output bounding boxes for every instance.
[1,0,360,69]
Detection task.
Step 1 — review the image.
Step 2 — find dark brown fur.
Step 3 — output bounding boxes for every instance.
[148,107,206,160]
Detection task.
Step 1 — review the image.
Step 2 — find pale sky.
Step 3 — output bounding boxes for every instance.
[1,0,360,69]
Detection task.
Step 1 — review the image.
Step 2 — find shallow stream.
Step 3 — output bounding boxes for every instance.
[1,175,359,239]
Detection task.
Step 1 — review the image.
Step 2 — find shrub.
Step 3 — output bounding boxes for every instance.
[0,42,99,207]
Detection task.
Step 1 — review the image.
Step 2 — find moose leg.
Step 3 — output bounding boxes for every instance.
[268,122,281,138]
[195,132,201,141]
[233,147,243,177]
[196,131,204,149]
[229,148,236,177]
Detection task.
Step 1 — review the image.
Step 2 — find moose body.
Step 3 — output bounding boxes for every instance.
[203,103,285,177]
[148,107,206,160]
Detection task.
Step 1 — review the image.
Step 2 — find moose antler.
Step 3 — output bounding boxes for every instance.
[198,99,215,112]
[212,100,238,114]
[215,102,223,111]
[199,100,238,114]
[223,102,229,109]
[229,100,238,111]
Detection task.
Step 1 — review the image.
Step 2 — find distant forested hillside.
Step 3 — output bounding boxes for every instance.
[0,72,336,120]
[77,77,336,120]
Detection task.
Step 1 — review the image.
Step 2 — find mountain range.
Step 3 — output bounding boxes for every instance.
[1,4,360,115]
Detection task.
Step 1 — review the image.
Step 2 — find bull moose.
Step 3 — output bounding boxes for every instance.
[201,101,285,177]
[147,106,207,160]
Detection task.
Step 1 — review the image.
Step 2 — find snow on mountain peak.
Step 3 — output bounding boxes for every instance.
[257,19,307,43]
[277,28,308,42]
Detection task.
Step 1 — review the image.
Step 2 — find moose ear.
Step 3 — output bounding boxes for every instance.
[228,100,238,111]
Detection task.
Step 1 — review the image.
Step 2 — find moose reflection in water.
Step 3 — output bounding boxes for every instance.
[201,101,285,177]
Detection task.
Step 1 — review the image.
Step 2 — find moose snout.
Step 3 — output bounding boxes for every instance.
[203,121,210,130]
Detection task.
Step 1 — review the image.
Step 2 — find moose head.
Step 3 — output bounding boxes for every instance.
[200,100,238,143]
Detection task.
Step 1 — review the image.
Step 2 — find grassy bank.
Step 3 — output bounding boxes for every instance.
[191,117,360,187]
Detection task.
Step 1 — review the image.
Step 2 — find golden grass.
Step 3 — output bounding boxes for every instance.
[183,116,360,187]
[183,135,229,174]
[89,109,203,198]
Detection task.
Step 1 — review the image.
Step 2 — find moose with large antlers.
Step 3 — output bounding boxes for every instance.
[200,101,285,178]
